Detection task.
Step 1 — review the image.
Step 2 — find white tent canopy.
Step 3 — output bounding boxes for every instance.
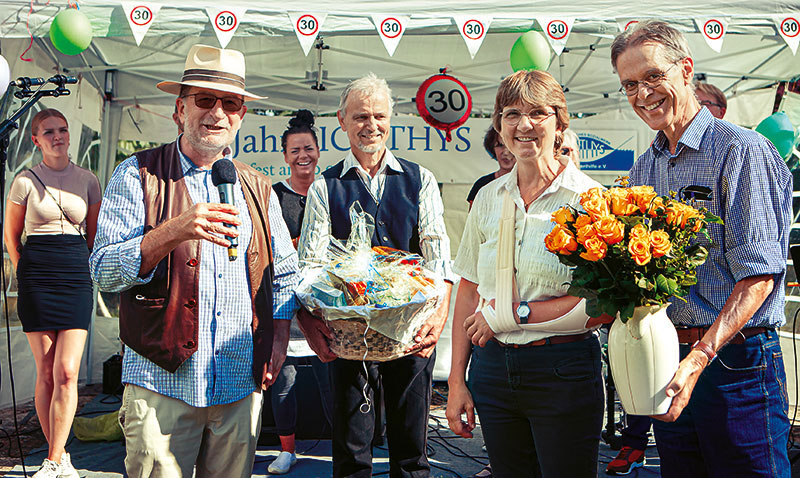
[0,1,798,406]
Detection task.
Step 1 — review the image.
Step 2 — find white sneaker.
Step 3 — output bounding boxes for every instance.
[32,458,61,478]
[267,451,297,475]
[59,452,80,478]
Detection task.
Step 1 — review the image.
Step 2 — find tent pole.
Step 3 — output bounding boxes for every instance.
[89,95,122,383]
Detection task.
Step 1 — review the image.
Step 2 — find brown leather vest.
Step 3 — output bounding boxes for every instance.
[119,142,275,386]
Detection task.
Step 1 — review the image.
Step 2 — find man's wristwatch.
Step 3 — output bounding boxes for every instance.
[516,301,531,324]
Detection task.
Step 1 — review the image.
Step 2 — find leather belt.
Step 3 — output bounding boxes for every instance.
[491,331,593,349]
[675,326,771,345]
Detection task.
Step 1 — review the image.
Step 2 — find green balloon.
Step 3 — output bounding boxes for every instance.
[755,112,796,160]
[509,31,551,72]
[49,9,93,56]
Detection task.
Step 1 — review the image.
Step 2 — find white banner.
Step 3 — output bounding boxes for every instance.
[775,14,800,55]
[537,17,575,56]
[206,7,246,48]
[288,12,326,56]
[372,15,409,56]
[453,15,492,59]
[121,2,161,46]
[696,17,728,52]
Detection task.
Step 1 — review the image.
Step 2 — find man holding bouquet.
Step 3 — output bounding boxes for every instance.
[296,74,454,478]
[612,21,792,477]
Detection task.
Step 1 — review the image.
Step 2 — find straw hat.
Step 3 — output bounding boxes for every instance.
[157,44,264,101]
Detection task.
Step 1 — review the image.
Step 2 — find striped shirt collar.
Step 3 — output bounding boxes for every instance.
[501,159,592,198]
[652,107,713,156]
[340,149,404,178]
[175,135,234,176]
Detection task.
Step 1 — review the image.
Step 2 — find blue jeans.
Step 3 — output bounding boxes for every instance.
[468,337,604,478]
[621,414,651,450]
[653,329,791,478]
[270,355,333,436]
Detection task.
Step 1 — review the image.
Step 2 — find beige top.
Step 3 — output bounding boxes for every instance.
[453,161,600,344]
[9,162,101,235]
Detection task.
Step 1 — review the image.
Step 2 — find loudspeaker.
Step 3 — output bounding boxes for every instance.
[261,361,332,443]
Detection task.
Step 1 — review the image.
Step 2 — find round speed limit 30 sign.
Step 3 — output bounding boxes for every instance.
[416,73,472,142]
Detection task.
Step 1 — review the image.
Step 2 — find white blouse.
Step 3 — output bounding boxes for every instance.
[453,161,601,344]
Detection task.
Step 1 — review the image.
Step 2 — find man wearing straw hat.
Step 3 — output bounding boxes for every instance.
[297,73,454,478]
[90,45,300,478]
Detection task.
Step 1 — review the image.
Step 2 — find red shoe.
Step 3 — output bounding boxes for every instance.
[606,446,645,475]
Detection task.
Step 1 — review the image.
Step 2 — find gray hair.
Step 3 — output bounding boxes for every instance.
[338,73,394,116]
[610,20,692,71]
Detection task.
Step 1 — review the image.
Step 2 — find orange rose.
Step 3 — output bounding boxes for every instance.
[574,214,592,230]
[580,235,608,261]
[605,187,639,216]
[666,202,701,229]
[545,225,578,255]
[628,237,652,266]
[650,230,672,257]
[629,185,658,213]
[580,187,609,220]
[576,223,597,246]
[629,223,650,242]
[593,215,625,245]
[551,206,575,226]
[647,196,666,217]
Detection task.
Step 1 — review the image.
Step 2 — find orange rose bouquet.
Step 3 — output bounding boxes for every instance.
[544,179,722,322]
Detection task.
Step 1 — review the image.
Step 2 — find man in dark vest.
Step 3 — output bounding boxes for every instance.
[89,44,300,478]
[297,74,454,478]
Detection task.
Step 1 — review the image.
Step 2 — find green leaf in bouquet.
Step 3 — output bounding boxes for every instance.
[617,216,645,228]
[636,276,654,290]
[702,210,723,224]
[585,297,601,318]
[619,301,636,323]
[656,274,678,294]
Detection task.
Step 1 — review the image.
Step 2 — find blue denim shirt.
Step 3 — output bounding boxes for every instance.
[629,108,791,328]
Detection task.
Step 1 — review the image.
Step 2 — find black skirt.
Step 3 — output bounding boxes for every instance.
[17,235,92,332]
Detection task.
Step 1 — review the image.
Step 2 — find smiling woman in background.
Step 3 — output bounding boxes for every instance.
[4,108,101,478]
[268,109,334,475]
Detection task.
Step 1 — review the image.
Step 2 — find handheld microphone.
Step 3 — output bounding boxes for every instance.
[210,159,239,261]
[10,77,46,88]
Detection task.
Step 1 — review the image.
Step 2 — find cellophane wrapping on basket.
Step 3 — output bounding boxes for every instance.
[296,203,447,355]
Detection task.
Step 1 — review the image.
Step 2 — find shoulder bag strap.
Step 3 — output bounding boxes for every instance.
[29,169,87,241]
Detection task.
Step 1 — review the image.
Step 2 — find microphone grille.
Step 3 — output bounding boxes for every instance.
[211,159,238,186]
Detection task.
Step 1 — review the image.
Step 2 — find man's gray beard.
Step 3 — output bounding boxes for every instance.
[357,142,383,154]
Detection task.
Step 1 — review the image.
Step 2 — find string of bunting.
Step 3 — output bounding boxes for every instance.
[12,3,800,58]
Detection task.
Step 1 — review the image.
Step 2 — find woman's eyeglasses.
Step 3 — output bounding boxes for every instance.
[501,109,556,126]
[182,93,244,112]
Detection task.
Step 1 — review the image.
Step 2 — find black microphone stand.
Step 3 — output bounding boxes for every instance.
[0,78,72,475]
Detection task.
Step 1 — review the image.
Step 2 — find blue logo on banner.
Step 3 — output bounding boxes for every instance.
[578,133,634,171]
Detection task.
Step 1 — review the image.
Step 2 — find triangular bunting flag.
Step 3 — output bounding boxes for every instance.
[453,15,493,59]
[536,17,575,56]
[774,14,800,55]
[695,17,728,53]
[121,2,161,46]
[206,8,246,48]
[371,15,410,57]
[616,18,640,33]
[288,12,327,56]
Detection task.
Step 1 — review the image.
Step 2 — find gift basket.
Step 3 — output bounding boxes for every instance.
[297,203,447,361]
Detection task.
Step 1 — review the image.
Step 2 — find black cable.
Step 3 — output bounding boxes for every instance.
[1,147,27,476]
[789,306,800,451]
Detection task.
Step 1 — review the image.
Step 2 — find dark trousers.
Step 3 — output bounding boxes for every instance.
[270,355,333,436]
[331,353,435,478]
[468,338,604,478]
[653,329,791,478]
[621,414,651,450]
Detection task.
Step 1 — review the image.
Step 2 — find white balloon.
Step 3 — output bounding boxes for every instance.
[0,55,9,98]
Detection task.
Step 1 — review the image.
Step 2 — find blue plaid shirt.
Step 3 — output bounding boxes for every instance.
[629,107,791,328]
[90,141,299,407]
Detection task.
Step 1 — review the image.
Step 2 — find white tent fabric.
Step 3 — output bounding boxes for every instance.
[0,1,798,406]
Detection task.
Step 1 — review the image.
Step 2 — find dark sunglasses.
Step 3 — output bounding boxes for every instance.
[182,93,244,112]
